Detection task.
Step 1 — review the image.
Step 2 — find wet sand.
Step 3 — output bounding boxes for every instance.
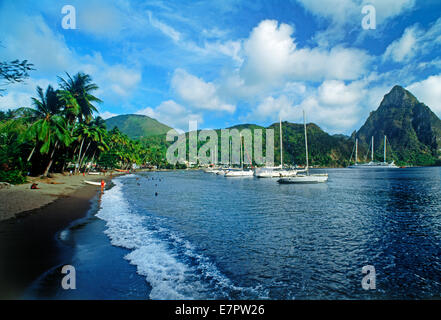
[0,173,108,222]
[0,174,116,299]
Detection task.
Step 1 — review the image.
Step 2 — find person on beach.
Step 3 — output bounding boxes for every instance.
[30,183,39,189]
[101,180,105,191]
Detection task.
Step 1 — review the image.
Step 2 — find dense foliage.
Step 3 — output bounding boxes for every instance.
[0,72,156,184]
[0,58,34,96]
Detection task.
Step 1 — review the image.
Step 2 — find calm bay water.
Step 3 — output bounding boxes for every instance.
[27,168,441,299]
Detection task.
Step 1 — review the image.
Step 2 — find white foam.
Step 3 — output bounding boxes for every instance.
[96,177,267,300]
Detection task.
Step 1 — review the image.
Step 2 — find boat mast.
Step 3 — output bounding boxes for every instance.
[240,134,243,170]
[303,110,309,172]
[229,138,232,167]
[279,117,283,169]
[355,139,358,164]
[212,144,215,165]
[384,136,387,163]
[214,144,217,165]
[371,136,374,162]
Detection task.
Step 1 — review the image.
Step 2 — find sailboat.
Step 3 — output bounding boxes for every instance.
[204,145,224,174]
[278,111,328,184]
[224,134,254,177]
[348,136,398,169]
[254,118,298,178]
[215,139,234,175]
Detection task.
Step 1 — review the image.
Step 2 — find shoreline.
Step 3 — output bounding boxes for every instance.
[0,174,117,299]
[0,173,115,222]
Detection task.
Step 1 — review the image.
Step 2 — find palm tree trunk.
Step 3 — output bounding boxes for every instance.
[75,138,85,174]
[90,150,97,168]
[27,147,36,162]
[79,141,91,172]
[43,141,59,177]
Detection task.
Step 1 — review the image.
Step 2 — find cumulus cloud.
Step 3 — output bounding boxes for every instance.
[229,20,370,98]
[383,26,420,62]
[383,17,441,64]
[246,80,369,133]
[171,69,235,113]
[136,100,203,131]
[104,65,142,97]
[407,74,441,115]
[244,20,369,81]
[252,95,295,122]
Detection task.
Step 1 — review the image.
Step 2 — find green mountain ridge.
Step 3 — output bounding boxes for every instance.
[111,86,441,167]
[105,114,172,139]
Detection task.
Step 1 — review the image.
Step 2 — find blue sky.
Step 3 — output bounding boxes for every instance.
[1,0,441,134]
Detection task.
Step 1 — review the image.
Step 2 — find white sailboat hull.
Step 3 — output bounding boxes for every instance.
[254,168,298,178]
[224,170,254,177]
[83,180,105,186]
[349,136,398,169]
[278,111,329,185]
[278,174,328,184]
[348,162,399,169]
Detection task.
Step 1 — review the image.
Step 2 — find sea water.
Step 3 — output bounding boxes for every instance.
[26,168,441,299]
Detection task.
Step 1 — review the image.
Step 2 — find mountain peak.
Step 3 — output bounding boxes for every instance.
[105,114,172,140]
[380,85,417,109]
[356,85,441,165]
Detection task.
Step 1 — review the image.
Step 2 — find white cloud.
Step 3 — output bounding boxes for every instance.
[229,20,370,98]
[383,26,420,62]
[252,95,294,121]
[104,65,142,97]
[136,100,203,131]
[318,80,364,105]
[367,0,415,25]
[171,69,235,113]
[202,40,243,65]
[243,20,369,82]
[77,1,125,38]
[0,78,52,110]
[100,111,119,120]
[296,0,416,46]
[296,0,358,23]
[246,80,369,133]
[407,74,441,115]
[296,0,415,25]
[0,3,73,73]
[383,17,441,64]
[147,11,181,42]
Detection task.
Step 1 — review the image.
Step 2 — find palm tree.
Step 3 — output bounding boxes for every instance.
[78,123,108,172]
[73,123,92,174]
[29,85,72,176]
[58,72,102,124]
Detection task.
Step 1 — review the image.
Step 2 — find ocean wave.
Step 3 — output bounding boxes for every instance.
[96,178,266,300]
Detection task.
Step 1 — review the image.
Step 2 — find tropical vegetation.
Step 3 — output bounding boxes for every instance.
[0,72,156,184]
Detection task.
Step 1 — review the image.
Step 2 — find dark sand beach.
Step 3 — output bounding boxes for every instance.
[0,175,112,299]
